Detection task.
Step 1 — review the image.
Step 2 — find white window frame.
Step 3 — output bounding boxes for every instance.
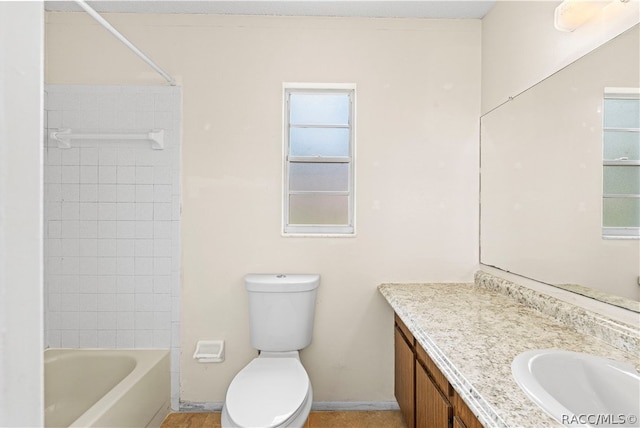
[602,87,640,239]
[282,83,356,236]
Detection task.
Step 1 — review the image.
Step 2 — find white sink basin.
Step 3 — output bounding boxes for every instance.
[512,349,640,427]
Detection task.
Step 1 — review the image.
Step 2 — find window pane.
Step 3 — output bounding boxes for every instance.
[289,194,349,225]
[290,93,350,125]
[289,163,349,192]
[290,127,350,157]
[603,130,640,161]
[603,166,640,194]
[604,99,640,129]
[603,198,640,227]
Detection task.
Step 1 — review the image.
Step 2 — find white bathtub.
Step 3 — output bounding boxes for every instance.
[44,349,170,428]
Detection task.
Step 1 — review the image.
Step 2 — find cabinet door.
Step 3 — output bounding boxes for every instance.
[452,390,484,428]
[394,326,415,428]
[416,363,451,428]
[453,416,467,428]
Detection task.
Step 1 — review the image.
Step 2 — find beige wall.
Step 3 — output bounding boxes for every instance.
[46,13,481,404]
[482,0,640,113]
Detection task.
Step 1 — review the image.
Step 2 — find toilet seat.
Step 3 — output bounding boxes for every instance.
[225,357,310,428]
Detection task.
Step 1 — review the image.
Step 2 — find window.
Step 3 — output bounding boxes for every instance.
[283,84,355,235]
[602,88,640,239]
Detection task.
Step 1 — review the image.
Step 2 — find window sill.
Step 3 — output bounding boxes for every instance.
[602,227,640,239]
[281,232,357,238]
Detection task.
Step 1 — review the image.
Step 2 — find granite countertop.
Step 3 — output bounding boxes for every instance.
[378,282,640,428]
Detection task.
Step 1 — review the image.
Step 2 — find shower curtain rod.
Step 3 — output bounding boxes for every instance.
[74,0,177,86]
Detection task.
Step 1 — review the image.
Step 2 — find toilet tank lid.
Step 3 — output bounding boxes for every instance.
[244,274,320,292]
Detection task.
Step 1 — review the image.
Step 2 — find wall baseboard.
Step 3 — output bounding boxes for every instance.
[179,402,224,412]
[311,401,400,411]
[179,401,399,412]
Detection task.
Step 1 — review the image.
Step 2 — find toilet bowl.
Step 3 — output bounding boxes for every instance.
[221,274,320,428]
[221,352,313,428]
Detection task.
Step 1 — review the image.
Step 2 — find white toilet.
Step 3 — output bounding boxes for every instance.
[221,274,320,428]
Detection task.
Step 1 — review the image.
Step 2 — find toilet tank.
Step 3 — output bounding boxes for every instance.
[244,274,320,352]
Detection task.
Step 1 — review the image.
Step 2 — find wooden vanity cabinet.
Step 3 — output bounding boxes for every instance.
[394,316,415,428]
[452,390,484,428]
[415,343,452,428]
[453,416,467,428]
[416,360,451,427]
[394,314,483,428]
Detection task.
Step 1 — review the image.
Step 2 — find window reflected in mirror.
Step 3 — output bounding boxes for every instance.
[602,88,640,238]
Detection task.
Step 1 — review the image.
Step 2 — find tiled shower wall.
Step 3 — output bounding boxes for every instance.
[43,85,181,408]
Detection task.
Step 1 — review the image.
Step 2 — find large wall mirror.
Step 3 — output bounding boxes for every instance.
[480,24,640,312]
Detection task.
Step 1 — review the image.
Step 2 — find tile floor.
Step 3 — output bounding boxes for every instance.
[161,411,407,428]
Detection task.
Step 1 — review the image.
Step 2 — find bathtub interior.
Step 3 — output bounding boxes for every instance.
[45,352,136,427]
[44,349,170,428]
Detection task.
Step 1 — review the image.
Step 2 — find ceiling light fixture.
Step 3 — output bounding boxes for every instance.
[554,0,630,32]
